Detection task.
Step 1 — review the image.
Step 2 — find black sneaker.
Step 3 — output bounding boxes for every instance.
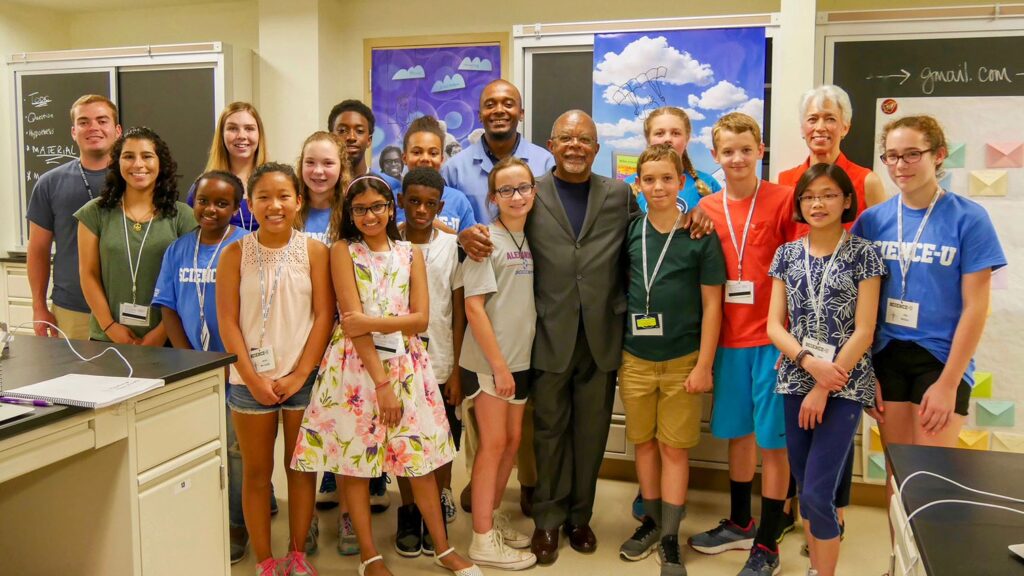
[395,503,422,557]
[421,515,446,556]
[619,516,660,561]
[370,473,391,514]
[229,525,249,564]
[776,511,796,543]
[316,473,338,510]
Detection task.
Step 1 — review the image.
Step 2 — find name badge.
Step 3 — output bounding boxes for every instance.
[886,298,919,329]
[801,336,837,361]
[631,313,664,336]
[725,280,755,305]
[120,303,151,327]
[249,346,276,373]
[373,331,406,361]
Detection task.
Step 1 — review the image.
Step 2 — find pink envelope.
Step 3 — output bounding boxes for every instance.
[985,142,1024,168]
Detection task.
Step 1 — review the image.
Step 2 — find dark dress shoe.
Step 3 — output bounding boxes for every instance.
[563,523,597,553]
[520,485,535,518]
[531,528,560,564]
[460,482,472,513]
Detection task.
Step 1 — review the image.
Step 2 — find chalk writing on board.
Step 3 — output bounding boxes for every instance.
[868,63,1018,95]
[28,92,52,109]
[866,69,911,85]
[26,112,54,124]
[26,144,77,165]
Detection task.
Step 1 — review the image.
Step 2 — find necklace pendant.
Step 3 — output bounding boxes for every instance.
[133,222,143,232]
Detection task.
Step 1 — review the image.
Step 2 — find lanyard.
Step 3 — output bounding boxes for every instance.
[241,199,256,232]
[122,205,154,303]
[896,188,942,299]
[721,181,762,280]
[363,239,396,314]
[193,226,233,350]
[802,230,847,336]
[256,230,291,347]
[641,211,683,315]
[401,228,438,265]
[78,161,95,199]
[497,217,529,270]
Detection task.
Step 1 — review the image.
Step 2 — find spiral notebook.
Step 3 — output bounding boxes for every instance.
[4,374,165,408]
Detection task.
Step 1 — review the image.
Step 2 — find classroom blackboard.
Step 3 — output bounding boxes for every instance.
[18,70,113,215]
[530,51,594,147]
[118,67,216,200]
[832,35,1024,167]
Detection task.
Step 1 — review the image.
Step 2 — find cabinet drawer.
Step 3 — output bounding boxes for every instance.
[8,302,33,333]
[6,266,32,299]
[136,389,221,472]
[606,422,627,454]
[613,386,624,416]
[139,452,226,575]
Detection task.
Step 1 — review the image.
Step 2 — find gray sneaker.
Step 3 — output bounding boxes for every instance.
[658,535,687,576]
[619,516,660,561]
[337,513,359,556]
[688,518,756,555]
[304,514,319,555]
[737,544,781,576]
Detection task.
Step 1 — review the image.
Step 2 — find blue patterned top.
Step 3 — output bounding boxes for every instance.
[768,235,887,405]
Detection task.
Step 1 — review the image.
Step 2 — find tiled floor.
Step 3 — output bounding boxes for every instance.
[233,442,891,575]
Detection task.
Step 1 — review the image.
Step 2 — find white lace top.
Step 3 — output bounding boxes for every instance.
[229,231,314,383]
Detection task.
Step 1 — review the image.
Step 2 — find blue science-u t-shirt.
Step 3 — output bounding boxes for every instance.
[152,226,249,352]
[304,207,332,244]
[630,169,721,213]
[852,191,1006,386]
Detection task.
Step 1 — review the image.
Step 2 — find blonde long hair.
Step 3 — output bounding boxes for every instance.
[644,107,711,196]
[295,131,351,237]
[205,102,267,174]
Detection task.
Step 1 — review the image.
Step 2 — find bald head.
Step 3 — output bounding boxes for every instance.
[479,80,524,142]
[548,110,599,183]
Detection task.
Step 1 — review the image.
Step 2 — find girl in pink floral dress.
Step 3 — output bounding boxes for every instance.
[291,175,480,576]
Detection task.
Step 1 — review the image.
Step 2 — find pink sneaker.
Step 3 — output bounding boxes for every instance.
[283,550,318,576]
[256,557,282,576]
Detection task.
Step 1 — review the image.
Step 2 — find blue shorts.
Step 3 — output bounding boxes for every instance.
[228,370,316,414]
[710,344,786,450]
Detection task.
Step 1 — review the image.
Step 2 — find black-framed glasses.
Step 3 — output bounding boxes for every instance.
[879,149,933,166]
[351,201,390,216]
[495,183,536,198]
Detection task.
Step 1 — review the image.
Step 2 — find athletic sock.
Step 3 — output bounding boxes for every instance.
[729,480,753,526]
[643,498,663,527]
[660,502,686,538]
[754,496,785,552]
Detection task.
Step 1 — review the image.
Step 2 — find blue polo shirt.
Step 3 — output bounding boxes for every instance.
[396,185,478,232]
[440,136,555,224]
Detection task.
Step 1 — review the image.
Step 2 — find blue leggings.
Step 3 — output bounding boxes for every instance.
[783,394,862,540]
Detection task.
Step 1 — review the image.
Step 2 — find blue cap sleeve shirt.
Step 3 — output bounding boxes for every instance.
[768,235,888,405]
[851,192,1006,387]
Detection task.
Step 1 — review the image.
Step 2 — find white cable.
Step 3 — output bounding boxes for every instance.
[7,321,135,383]
[897,470,1024,576]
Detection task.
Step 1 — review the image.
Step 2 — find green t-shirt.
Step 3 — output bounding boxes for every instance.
[74,198,197,341]
[624,216,726,361]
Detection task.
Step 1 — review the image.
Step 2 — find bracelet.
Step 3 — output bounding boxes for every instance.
[375,381,390,390]
[794,349,811,368]
[102,319,116,332]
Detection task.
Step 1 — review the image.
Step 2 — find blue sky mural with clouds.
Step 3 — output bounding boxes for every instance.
[592,28,766,179]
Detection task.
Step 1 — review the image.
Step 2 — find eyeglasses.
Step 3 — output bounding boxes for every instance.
[495,183,536,198]
[553,134,597,148]
[879,149,933,165]
[799,192,845,204]
[351,201,390,217]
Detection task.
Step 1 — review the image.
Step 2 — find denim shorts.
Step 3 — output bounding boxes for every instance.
[228,369,317,414]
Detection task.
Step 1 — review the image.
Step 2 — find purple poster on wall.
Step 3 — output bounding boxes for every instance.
[370,45,501,180]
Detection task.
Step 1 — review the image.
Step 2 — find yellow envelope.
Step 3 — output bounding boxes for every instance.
[957,429,990,451]
[869,425,883,452]
[985,141,1024,169]
[991,431,1024,453]
[969,170,1008,197]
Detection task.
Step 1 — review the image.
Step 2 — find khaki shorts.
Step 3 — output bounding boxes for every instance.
[52,304,91,341]
[619,350,703,449]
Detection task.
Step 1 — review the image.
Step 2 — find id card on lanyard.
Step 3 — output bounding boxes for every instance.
[887,189,941,330]
[800,232,847,360]
[631,212,682,337]
[722,182,761,305]
[365,240,407,361]
[194,226,233,351]
[120,206,154,327]
[250,231,291,373]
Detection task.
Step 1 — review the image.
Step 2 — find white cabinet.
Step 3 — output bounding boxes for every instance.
[1,261,50,334]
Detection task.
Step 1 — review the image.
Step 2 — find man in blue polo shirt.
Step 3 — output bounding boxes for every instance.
[441,80,554,224]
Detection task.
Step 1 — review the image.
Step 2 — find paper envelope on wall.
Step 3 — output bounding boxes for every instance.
[944,142,966,169]
[991,431,1024,453]
[975,400,1015,427]
[968,170,1008,197]
[957,429,990,451]
[985,141,1024,168]
[869,425,883,452]
[867,453,886,480]
[972,372,993,398]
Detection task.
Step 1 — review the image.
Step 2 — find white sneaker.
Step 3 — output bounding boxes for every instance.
[492,510,531,549]
[469,530,537,570]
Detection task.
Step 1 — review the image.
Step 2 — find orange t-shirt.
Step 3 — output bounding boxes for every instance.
[778,152,873,236]
[699,180,798,348]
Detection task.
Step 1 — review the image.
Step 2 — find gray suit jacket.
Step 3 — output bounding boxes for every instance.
[526,170,639,374]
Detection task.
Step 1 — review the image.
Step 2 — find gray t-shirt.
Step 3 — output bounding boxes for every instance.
[458,223,536,374]
[26,160,108,312]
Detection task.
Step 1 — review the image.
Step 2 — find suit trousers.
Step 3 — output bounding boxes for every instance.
[532,323,617,529]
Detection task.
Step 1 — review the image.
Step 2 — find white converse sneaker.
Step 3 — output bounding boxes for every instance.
[492,510,531,549]
[468,530,537,570]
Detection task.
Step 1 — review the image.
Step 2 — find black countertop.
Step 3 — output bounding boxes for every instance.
[887,443,1024,575]
[0,254,27,263]
[0,335,234,440]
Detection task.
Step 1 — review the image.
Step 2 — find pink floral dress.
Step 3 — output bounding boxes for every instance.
[291,240,454,478]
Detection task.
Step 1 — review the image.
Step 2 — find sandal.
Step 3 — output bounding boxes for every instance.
[357,555,384,576]
[434,547,484,576]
